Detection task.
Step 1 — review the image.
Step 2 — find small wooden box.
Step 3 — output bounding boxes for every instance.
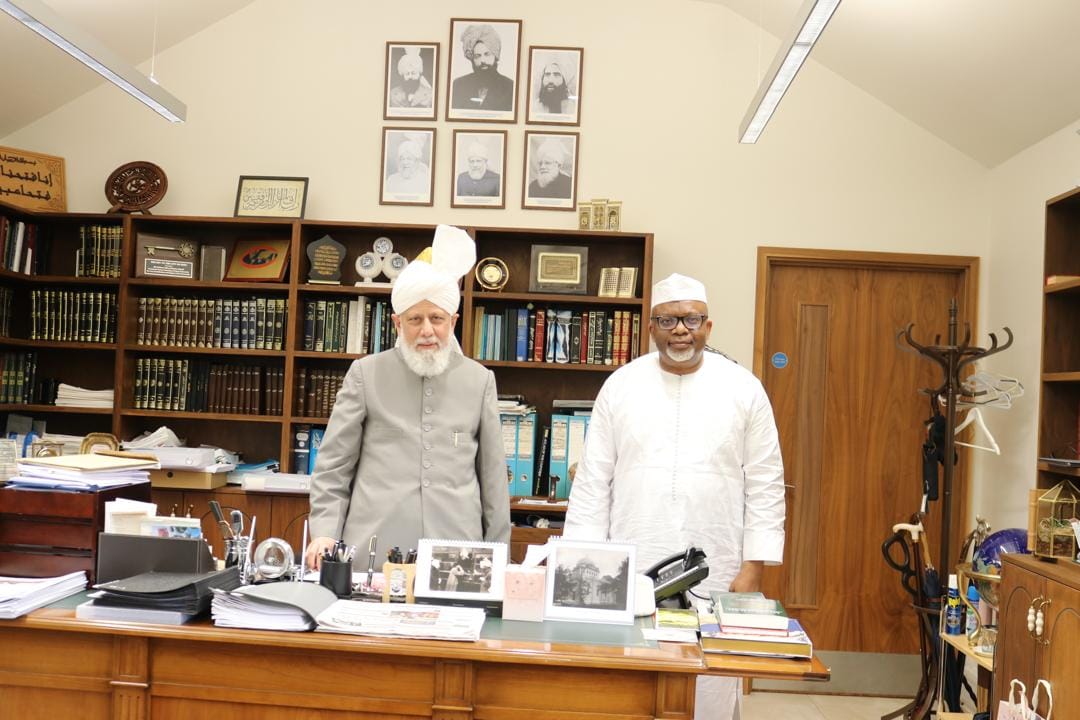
[150,469,228,490]
[0,482,152,583]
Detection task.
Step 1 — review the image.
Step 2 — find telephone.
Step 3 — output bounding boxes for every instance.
[644,547,709,605]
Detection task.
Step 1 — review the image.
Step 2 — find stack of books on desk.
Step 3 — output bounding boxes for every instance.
[0,571,87,619]
[697,592,813,659]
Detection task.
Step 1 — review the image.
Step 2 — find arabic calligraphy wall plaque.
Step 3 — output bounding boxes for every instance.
[105,161,168,214]
[0,144,66,212]
[306,234,346,285]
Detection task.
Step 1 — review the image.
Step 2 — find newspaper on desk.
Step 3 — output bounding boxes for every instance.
[315,600,485,642]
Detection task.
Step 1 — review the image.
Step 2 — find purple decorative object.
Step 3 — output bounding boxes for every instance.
[971,527,1029,607]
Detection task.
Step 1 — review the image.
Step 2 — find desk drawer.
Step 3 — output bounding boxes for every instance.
[0,488,100,519]
[0,517,96,550]
[0,549,94,580]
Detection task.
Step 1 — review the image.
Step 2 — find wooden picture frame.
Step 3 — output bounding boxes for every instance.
[451,130,507,209]
[380,127,436,206]
[414,539,508,602]
[384,42,440,121]
[234,176,308,219]
[526,46,583,126]
[0,144,66,212]
[446,18,522,123]
[522,131,579,211]
[545,539,636,625]
[225,238,291,282]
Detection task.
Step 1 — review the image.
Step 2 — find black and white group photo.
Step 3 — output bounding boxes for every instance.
[427,545,496,594]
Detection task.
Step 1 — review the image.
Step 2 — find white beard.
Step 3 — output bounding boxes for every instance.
[664,345,695,363]
[400,338,452,377]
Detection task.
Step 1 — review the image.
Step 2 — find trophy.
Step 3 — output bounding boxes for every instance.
[307,234,346,285]
[384,252,408,282]
[354,236,400,287]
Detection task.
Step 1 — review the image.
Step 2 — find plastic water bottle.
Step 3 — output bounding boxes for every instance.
[966,584,981,635]
[945,573,963,635]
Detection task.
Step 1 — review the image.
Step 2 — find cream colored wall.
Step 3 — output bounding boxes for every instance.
[975,122,1080,531]
[5,0,1001,512]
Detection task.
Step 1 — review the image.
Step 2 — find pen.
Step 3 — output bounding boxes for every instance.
[405,549,416,564]
[366,535,377,588]
[298,519,308,582]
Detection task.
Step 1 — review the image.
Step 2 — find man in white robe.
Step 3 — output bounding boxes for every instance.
[564,273,786,719]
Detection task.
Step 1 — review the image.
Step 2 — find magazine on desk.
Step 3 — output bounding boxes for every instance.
[315,599,486,642]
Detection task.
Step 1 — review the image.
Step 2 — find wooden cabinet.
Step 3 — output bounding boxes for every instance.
[993,553,1080,719]
[1,200,653,564]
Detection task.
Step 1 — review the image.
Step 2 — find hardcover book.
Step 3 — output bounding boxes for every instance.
[710,591,789,631]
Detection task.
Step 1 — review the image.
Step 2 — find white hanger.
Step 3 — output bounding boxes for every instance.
[955,407,1000,454]
[958,371,1024,409]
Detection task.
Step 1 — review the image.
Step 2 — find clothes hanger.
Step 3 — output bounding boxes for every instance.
[954,407,1000,454]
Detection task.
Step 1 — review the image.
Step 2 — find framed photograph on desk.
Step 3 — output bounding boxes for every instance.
[415,539,507,602]
[545,539,635,624]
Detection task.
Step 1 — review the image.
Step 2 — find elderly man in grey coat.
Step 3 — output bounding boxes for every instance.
[305,225,510,570]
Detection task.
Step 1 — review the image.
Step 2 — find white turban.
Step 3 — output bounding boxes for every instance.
[652,273,707,308]
[391,224,476,315]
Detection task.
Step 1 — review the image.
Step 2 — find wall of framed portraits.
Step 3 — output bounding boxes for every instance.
[3,0,990,377]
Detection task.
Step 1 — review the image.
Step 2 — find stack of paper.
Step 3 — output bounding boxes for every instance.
[9,452,159,491]
[90,567,241,617]
[316,600,486,641]
[212,582,338,631]
[0,571,87,619]
[497,400,535,416]
[55,384,114,409]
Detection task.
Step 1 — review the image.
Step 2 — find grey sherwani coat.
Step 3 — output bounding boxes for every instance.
[308,348,510,557]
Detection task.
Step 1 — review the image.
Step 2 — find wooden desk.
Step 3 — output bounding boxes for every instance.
[0,607,828,719]
[940,631,994,712]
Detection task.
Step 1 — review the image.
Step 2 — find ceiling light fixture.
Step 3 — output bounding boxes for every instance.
[738,0,840,144]
[0,0,186,122]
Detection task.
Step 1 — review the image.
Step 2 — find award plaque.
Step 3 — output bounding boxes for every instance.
[355,252,386,285]
[529,244,588,294]
[354,237,399,287]
[384,252,408,282]
[306,234,346,285]
[373,236,394,256]
[475,257,509,291]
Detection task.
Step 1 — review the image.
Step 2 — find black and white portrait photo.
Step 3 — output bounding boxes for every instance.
[446,19,522,122]
[451,130,507,209]
[414,539,508,602]
[522,131,579,211]
[526,46,583,126]
[384,42,439,120]
[380,128,435,206]
[545,540,635,624]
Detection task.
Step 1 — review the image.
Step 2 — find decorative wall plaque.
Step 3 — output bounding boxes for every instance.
[307,234,346,285]
[105,161,168,214]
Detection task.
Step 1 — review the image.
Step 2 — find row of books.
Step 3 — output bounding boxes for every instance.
[0,216,49,275]
[293,367,345,418]
[135,296,288,350]
[75,224,122,278]
[132,358,286,414]
[30,289,117,343]
[0,351,37,405]
[697,592,812,659]
[0,287,11,336]
[292,424,325,474]
[473,306,641,366]
[302,297,398,354]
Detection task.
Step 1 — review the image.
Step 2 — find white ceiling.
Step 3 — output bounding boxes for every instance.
[0,0,255,138]
[706,0,1080,167]
[3,1,1080,167]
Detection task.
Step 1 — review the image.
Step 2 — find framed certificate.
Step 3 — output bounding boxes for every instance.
[529,244,588,294]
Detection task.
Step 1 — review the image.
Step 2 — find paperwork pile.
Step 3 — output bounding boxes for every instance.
[9,452,158,490]
[0,571,87,619]
[212,582,338,631]
[54,383,114,409]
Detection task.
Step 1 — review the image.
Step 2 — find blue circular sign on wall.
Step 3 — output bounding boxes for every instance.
[771,352,789,369]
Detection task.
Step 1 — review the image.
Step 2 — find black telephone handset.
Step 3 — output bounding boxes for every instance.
[644,547,709,602]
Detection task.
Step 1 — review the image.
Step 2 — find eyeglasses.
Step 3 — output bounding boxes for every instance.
[652,314,707,331]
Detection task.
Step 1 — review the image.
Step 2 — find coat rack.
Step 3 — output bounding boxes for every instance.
[897,299,1013,585]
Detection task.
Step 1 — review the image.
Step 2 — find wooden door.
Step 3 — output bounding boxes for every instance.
[993,561,1041,707]
[1040,575,1080,718]
[754,249,977,653]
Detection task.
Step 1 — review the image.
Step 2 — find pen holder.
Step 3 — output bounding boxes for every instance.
[382,562,416,603]
[320,560,354,598]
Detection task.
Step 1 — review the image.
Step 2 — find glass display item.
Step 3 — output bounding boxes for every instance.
[969,527,1028,608]
[1034,479,1080,560]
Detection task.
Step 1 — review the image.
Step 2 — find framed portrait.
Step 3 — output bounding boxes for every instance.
[529,244,588,294]
[545,539,636,625]
[446,18,522,123]
[526,46,583,126]
[383,42,440,120]
[234,176,308,219]
[224,238,291,282]
[380,127,436,206]
[522,131,579,211]
[414,539,508,603]
[451,130,507,209]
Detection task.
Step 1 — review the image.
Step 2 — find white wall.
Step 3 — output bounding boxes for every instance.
[6,0,1010,512]
[976,122,1080,531]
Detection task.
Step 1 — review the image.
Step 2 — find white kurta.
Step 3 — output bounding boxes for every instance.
[564,351,786,719]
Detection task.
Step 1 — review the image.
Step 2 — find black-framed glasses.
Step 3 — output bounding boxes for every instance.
[652,313,707,331]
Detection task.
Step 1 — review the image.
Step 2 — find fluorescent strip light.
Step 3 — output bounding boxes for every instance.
[738,0,840,143]
[0,0,186,122]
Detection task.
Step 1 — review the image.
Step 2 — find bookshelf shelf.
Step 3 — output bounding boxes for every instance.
[124,344,286,358]
[0,403,113,415]
[472,291,643,306]
[1042,372,1080,382]
[293,350,363,360]
[480,360,619,372]
[1037,462,1080,477]
[0,338,116,351]
[127,278,290,291]
[121,409,284,423]
[291,415,331,424]
[299,284,393,296]
[0,270,120,285]
[1044,277,1080,294]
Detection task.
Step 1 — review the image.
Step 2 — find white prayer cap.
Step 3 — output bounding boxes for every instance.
[651,273,707,308]
[391,224,476,315]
